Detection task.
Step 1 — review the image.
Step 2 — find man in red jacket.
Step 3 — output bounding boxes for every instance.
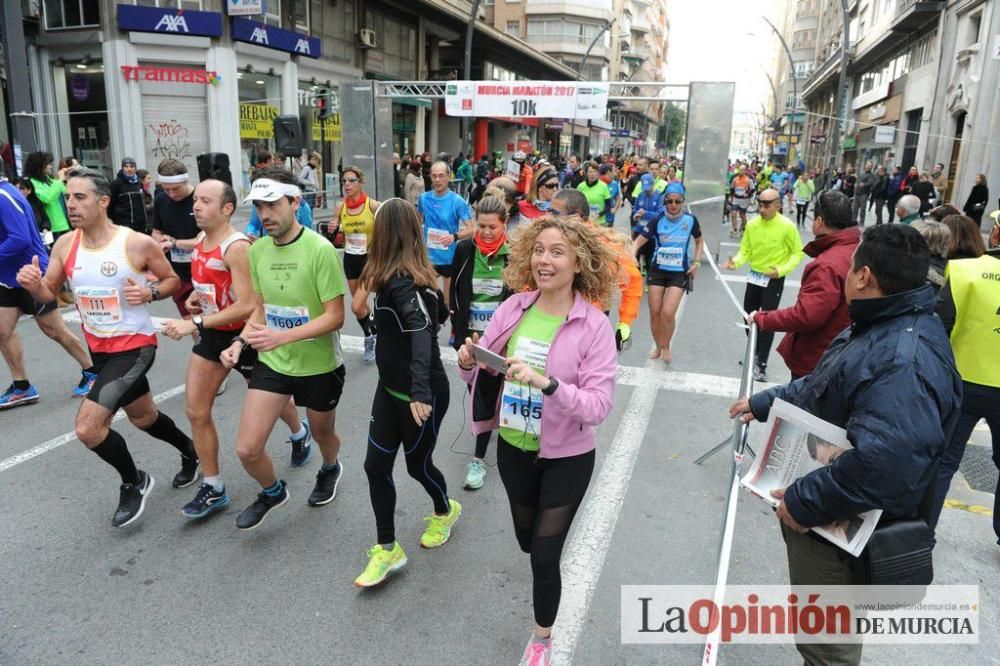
[749,191,861,379]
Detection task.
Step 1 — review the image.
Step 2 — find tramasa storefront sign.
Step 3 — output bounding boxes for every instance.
[116,4,223,37]
[121,65,221,86]
[231,18,321,58]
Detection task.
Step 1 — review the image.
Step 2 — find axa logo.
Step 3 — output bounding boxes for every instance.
[251,26,269,45]
[154,14,190,33]
[294,38,311,54]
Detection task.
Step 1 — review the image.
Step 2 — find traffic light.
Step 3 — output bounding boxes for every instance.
[317,88,332,120]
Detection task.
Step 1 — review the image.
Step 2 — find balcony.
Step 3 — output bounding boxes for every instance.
[892,0,946,34]
[802,45,855,101]
[523,33,610,58]
[524,0,613,23]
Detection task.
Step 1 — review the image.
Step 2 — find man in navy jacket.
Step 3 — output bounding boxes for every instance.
[730,224,962,666]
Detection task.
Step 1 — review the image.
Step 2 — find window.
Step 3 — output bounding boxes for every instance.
[505,20,521,37]
[264,0,282,27]
[910,31,936,69]
[131,0,205,8]
[292,0,309,32]
[965,10,983,48]
[794,61,812,79]
[44,0,100,29]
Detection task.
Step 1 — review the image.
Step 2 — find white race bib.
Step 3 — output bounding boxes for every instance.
[426,228,451,251]
[75,286,122,331]
[192,281,219,315]
[589,204,600,219]
[472,277,504,297]
[467,301,499,332]
[170,246,193,263]
[747,270,771,287]
[264,304,310,331]
[499,336,551,436]
[42,230,54,246]
[345,233,368,255]
[654,245,684,270]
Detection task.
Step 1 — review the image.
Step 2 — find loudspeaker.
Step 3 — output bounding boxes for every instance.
[273,115,303,156]
[196,152,233,186]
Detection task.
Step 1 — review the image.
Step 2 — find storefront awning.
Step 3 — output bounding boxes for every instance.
[394,97,433,108]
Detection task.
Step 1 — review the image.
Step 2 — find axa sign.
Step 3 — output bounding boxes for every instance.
[116,4,222,37]
[231,17,321,59]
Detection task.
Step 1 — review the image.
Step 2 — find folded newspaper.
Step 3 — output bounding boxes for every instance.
[740,398,882,557]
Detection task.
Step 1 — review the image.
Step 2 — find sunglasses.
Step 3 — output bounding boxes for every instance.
[665,198,684,204]
[343,177,360,183]
[540,183,558,190]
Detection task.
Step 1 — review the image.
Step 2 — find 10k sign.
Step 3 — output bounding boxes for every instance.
[445,81,609,119]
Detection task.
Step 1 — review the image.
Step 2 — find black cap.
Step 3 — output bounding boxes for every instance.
[121,157,137,167]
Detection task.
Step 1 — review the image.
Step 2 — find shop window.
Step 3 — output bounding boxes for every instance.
[43,0,100,30]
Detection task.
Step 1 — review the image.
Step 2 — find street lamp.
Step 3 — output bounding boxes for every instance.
[570,18,615,156]
[831,0,851,169]
[755,18,799,163]
[461,0,483,159]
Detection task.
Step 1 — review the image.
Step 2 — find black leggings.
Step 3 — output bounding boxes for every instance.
[795,202,809,226]
[497,439,595,627]
[364,384,451,545]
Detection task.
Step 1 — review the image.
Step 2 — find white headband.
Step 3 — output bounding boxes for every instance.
[157,173,189,184]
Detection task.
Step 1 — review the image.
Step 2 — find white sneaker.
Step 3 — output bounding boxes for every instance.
[216,376,229,396]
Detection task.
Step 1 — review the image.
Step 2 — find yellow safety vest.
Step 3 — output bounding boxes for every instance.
[945,254,1000,387]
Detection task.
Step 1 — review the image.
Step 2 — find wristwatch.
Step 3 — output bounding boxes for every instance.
[149,285,161,302]
[232,336,248,350]
[542,376,559,396]
[192,315,205,332]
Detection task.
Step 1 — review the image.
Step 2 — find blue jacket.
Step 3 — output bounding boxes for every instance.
[0,180,49,288]
[246,198,313,238]
[631,190,664,233]
[887,174,904,197]
[749,285,961,528]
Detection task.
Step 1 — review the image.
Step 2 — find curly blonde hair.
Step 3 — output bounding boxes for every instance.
[503,215,626,308]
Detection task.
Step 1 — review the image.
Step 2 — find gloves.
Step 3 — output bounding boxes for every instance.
[615,322,632,352]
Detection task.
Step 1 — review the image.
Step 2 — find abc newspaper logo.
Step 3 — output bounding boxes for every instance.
[621,585,979,646]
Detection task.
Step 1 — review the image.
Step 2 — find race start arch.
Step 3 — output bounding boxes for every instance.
[339,80,735,220]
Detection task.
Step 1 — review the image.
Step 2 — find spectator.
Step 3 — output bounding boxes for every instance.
[928,203,961,222]
[750,191,860,379]
[14,177,51,244]
[297,151,321,208]
[931,212,1000,542]
[900,165,920,194]
[895,194,922,225]
[962,174,989,228]
[730,223,962,666]
[853,161,875,225]
[870,165,889,225]
[136,169,155,230]
[841,166,856,199]
[403,160,424,206]
[56,156,79,182]
[930,162,948,199]
[911,220,951,291]
[910,172,936,214]
[420,152,433,191]
[886,165,904,223]
[393,152,402,198]
[941,214,986,260]
[108,157,147,233]
[24,151,70,242]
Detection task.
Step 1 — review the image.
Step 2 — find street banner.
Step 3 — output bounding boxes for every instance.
[445,81,609,119]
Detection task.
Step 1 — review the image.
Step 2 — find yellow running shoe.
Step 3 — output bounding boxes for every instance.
[420,499,462,548]
[353,543,407,588]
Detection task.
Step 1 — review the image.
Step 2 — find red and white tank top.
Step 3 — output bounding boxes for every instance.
[65,226,157,353]
[190,231,250,333]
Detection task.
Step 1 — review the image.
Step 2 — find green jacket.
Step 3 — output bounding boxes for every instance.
[30,177,69,233]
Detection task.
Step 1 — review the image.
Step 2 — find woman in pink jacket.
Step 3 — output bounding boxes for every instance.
[457,216,620,666]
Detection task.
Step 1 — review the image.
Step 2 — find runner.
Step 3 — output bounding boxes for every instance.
[351,197,460,588]
[552,188,642,351]
[631,182,704,363]
[449,192,513,490]
[245,192,313,241]
[723,187,805,380]
[1,174,96,407]
[417,161,473,310]
[517,165,559,221]
[575,161,612,222]
[219,167,347,530]
[151,159,198,317]
[16,168,197,527]
[456,216,618,666]
[159,179,311,519]
[333,165,379,364]
[631,173,664,274]
[729,166,755,237]
[601,163,622,228]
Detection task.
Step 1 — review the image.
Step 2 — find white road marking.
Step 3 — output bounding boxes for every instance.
[0,384,187,473]
[550,385,658,666]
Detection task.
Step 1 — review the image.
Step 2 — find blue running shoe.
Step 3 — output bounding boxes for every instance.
[72,371,98,398]
[290,423,313,467]
[182,483,230,519]
[0,384,40,410]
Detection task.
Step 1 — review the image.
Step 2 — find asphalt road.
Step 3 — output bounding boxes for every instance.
[1,202,997,665]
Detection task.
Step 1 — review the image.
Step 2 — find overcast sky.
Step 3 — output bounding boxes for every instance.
[665,0,785,117]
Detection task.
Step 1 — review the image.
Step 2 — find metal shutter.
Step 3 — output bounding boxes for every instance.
[142,96,209,183]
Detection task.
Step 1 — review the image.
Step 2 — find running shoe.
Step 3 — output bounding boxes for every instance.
[72,371,97,398]
[236,482,289,530]
[181,483,230,519]
[522,636,553,666]
[354,542,408,588]
[463,459,486,490]
[308,462,343,506]
[420,498,462,548]
[172,455,201,489]
[753,364,768,382]
[289,423,313,467]
[0,384,39,410]
[113,470,154,528]
[363,334,377,364]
